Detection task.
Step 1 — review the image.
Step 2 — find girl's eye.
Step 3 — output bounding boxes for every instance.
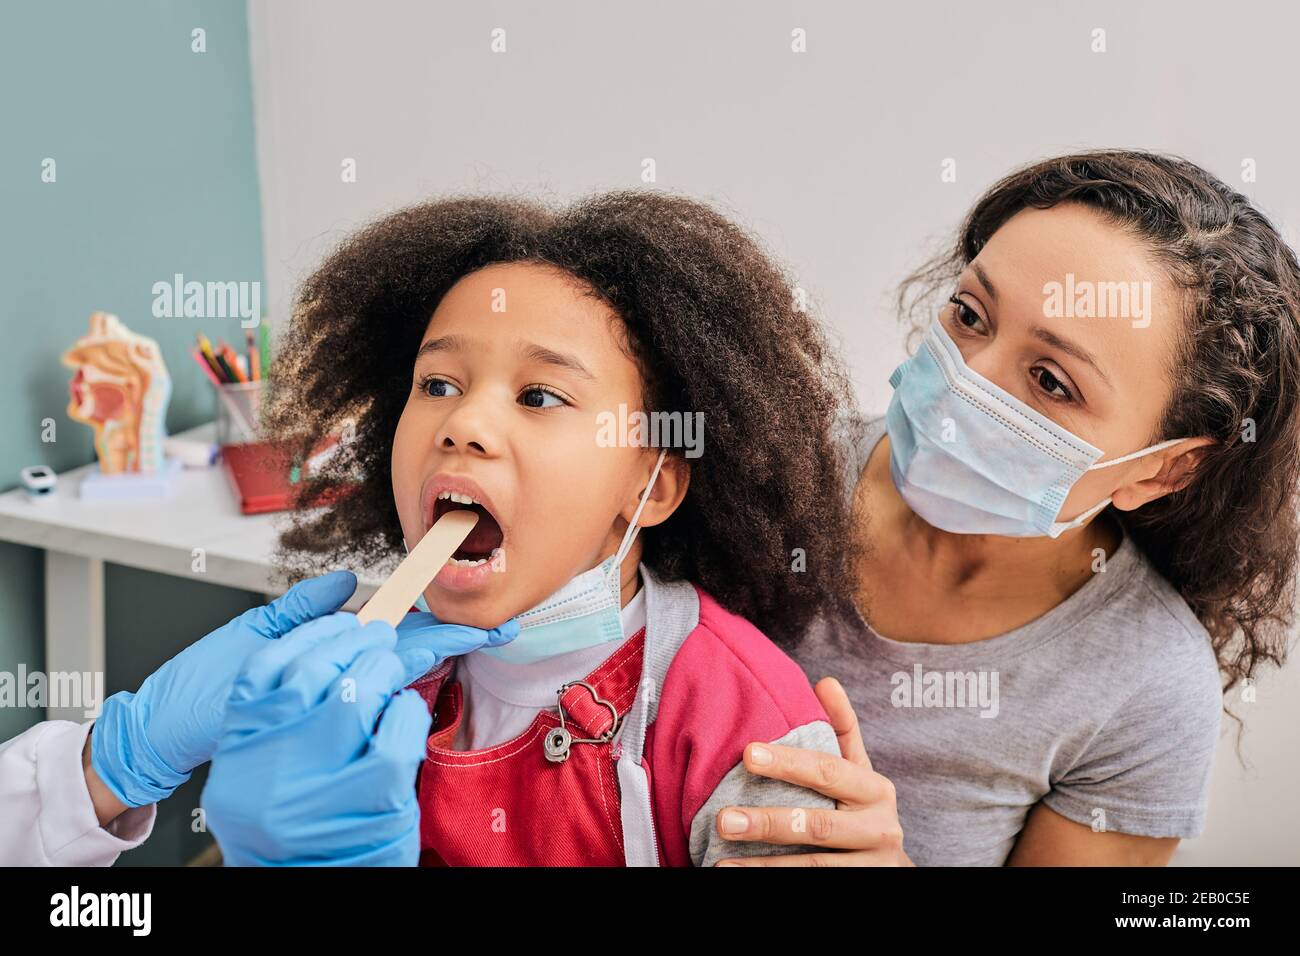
[947,294,986,332]
[518,386,567,409]
[1032,366,1075,403]
[419,376,462,398]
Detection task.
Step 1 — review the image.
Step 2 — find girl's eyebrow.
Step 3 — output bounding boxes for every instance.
[415,334,594,380]
[415,334,467,359]
[518,341,595,380]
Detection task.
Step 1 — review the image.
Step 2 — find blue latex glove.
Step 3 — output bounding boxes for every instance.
[202,612,431,866]
[393,611,519,685]
[91,570,360,808]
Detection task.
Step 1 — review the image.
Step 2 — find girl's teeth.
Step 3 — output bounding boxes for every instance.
[436,491,480,505]
[447,557,488,567]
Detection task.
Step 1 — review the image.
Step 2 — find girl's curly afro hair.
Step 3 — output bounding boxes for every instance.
[263,190,862,643]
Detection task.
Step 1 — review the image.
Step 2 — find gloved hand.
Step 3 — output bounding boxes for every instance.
[394,611,519,685]
[91,570,360,808]
[202,612,431,866]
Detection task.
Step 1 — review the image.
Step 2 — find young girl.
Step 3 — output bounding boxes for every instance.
[263,191,861,865]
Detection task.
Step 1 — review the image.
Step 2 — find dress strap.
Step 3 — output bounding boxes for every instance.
[555,630,646,739]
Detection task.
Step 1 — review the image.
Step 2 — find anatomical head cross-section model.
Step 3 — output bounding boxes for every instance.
[62,312,171,474]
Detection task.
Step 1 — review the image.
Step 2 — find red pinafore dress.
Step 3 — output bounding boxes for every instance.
[410,629,648,866]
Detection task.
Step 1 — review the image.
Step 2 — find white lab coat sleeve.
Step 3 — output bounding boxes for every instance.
[0,719,156,866]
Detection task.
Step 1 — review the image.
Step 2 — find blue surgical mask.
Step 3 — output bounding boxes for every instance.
[478,449,668,664]
[885,317,1184,538]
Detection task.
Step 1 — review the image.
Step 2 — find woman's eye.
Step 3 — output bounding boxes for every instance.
[948,294,985,331]
[519,386,565,409]
[420,377,461,398]
[1033,366,1074,402]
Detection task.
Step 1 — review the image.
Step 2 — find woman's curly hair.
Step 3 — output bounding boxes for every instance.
[899,150,1300,709]
[263,191,860,642]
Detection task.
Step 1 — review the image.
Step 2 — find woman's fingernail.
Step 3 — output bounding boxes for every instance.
[749,743,773,766]
[720,810,749,834]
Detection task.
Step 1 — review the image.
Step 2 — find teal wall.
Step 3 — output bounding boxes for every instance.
[0,1,266,865]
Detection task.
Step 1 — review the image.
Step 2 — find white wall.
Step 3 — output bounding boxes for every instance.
[246,0,1300,864]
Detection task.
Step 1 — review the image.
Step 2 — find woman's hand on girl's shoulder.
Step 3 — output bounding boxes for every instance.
[713,677,914,866]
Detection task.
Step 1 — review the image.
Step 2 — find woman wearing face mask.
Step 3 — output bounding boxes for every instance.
[710,150,1300,866]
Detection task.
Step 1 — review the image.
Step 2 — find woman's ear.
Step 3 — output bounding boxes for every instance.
[1111,436,1216,510]
[624,452,690,529]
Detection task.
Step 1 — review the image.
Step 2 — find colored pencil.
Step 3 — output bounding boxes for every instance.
[212,349,237,384]
[190,348,222,387]
[246,327,261,381]
[196,333,225,381]
[218,341,248,383]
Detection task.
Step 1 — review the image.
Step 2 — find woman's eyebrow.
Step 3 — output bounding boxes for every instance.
[517,341,595,380]
[968,260,1112,389]
[971,261,998,302]
[1031,325,1113,389]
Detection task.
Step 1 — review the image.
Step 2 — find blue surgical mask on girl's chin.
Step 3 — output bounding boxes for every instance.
[478,553,624,664]
[478,449,668,665]
[885,317,1186,539]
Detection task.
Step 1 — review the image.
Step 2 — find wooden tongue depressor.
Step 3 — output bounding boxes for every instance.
[356,510,480,627]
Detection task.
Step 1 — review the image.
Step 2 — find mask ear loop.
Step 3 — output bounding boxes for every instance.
[606,448,669,584]
[1087,437,1187,470]
[1057,437,1189,532]
[1055,495,1112,532]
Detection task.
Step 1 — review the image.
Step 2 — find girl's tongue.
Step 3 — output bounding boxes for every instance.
[435,500,504,560]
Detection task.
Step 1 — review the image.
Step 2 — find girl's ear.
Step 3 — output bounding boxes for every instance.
[625,452,690,529]
[1111,436,1216,510]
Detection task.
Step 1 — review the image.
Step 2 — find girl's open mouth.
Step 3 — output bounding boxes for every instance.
[432,492,505,565]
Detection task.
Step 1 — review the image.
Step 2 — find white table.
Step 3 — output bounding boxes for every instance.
[0,424,382,720]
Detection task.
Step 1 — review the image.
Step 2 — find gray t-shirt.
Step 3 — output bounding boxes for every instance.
[791,416,1224,866]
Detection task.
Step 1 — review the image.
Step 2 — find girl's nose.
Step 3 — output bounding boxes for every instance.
[441,432,487,454]
[435,397,500,457]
